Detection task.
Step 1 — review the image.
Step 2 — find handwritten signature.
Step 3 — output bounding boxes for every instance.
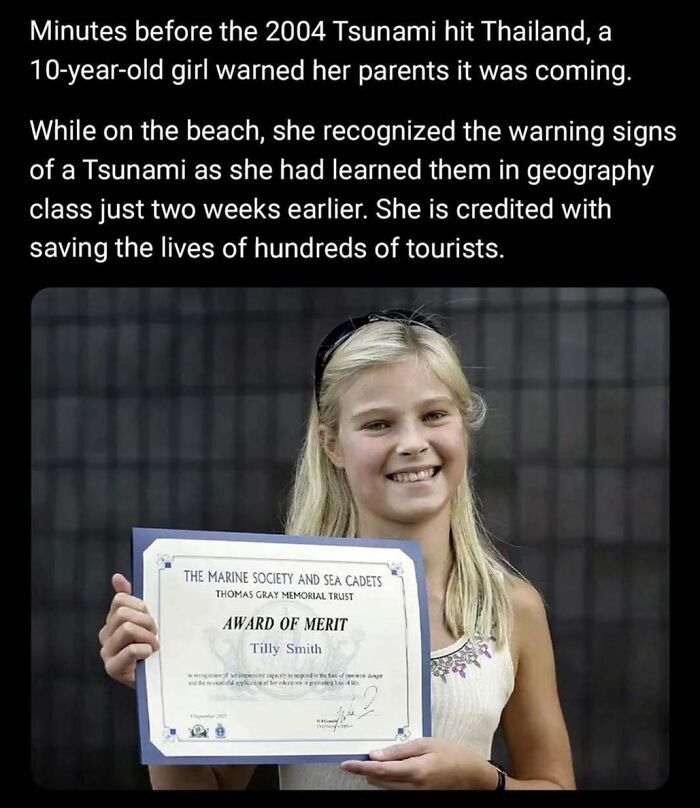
[330,685,379,732]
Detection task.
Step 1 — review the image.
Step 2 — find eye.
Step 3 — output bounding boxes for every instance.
[423,411,448,422]
[363,421,389,432]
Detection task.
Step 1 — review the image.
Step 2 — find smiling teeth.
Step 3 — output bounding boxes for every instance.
[390,468,437,483]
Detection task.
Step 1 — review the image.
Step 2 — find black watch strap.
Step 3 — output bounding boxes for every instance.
[488,760,507,790]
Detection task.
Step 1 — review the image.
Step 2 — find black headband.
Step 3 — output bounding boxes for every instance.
[313,308,444,408]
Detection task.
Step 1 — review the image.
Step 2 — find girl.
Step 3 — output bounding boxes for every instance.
[99,308,576,790]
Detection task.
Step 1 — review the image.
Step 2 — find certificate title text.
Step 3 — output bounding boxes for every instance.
[183,569,383,588]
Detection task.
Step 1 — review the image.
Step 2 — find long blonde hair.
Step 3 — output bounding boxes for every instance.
[285,318,523,648]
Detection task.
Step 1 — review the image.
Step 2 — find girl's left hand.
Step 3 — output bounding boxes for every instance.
[340,738,496,790]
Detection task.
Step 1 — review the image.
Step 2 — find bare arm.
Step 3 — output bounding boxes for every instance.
[498,579,576,790]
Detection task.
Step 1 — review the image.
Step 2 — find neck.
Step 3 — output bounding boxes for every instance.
[357,510,453,593]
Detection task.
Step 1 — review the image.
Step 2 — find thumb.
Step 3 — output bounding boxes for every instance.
[112,573,132,596]
[370,739,430,761]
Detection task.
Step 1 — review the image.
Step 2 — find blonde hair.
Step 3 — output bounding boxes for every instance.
[285,319,523,648]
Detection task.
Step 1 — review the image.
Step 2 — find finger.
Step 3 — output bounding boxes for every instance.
[101,622,160,661]
[341,761,380,778]
[104,643,154,685]
[106,591,149,623]
[105,606,158,637]
[370,739,431,761]
[340,759,416,783]
[100,606,158,646]
[366,777,414,790]
[112,573,132,595]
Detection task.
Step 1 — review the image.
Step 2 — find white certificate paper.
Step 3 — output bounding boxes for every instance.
[133,528,431,764]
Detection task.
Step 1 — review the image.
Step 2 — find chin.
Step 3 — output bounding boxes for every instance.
[386,502,450,525]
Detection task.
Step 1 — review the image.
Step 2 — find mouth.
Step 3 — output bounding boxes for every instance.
[386,466,441,484]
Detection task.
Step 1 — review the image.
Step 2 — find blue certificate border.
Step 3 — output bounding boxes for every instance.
[133,527,431,765]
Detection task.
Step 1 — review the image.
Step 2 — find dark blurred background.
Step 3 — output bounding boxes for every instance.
[31,286,669,789]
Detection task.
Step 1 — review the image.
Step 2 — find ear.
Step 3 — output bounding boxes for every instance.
[319,425,344,469]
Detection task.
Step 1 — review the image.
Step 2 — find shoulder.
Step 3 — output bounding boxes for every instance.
[503,576,548,678]
[506,575,545,615]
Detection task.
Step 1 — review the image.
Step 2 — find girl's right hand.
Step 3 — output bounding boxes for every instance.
[98,573,160,688]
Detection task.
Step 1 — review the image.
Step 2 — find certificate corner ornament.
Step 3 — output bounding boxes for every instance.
[157,554,173,569]
[394,725,411,741]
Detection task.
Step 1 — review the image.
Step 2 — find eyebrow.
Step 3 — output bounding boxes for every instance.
[350,396,455,423]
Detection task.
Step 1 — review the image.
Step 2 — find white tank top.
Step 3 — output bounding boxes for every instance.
[278,631,515,790]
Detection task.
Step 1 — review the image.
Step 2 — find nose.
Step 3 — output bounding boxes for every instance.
[395,422,430,456]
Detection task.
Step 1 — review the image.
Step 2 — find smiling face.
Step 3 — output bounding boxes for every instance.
[322,359,467,537]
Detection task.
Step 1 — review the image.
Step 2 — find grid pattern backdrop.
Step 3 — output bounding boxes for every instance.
[31,287,669,790]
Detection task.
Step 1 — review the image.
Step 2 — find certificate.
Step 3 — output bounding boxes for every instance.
[133,528,431,764]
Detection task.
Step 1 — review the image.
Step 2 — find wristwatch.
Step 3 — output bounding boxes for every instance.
[488,760,507,790]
